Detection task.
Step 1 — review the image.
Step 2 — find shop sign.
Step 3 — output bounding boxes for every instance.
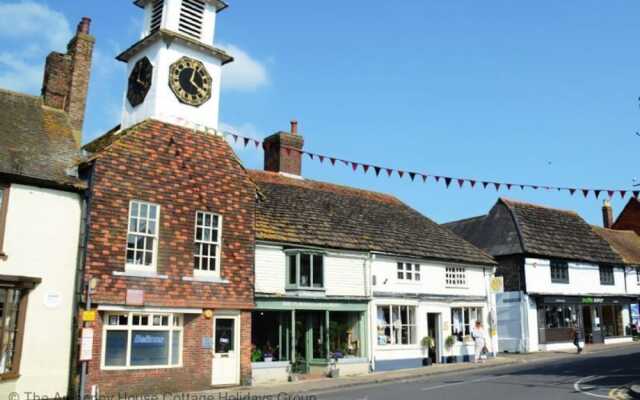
[80,328,93,361]
[490,277,504,294]
[82,310,96,322]
[582,297,604,304]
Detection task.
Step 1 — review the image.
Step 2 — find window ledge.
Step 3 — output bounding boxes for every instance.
[182,275,229,284]
[285,287,326,292]
[113,271,169,280]
[0,372,20,381]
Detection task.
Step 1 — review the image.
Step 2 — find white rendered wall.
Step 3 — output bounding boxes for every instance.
[371,256,487,297]
[254,244,367,297]
[625,267,640,295]
[0,185,81,397]
[524,258,627,296]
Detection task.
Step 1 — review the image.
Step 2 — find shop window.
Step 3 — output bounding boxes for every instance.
[329,312,362,357]
[599,266,615,286]
[397,263,420,281]
[0,288,26,378]
[542,305,577,329]
[286,252,324,289]
[550,260,569,284]
[451,307,482,341]
[103,312,182,369]
[601,305,623,337]
[376,305,416,345]
[126,201,159,271]
[445,267,466,287]
[193,211,222,275]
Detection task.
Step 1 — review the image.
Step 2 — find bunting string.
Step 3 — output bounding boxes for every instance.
[163,115,636,200]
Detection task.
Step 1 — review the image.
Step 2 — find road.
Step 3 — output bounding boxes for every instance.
[314,345,640,400]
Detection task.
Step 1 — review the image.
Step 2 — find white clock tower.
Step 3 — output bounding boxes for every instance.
[119,0,233,131]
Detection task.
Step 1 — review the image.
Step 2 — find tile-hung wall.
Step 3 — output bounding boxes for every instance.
[370,255,494,369]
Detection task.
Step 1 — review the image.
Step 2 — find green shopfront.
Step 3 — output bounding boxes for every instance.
[536,295,635,345]
[251,297,370,382]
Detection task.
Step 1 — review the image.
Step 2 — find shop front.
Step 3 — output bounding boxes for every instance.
[536,295,634,348]
[250,297,369,385]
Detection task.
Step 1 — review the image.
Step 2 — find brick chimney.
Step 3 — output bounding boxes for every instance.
[42,17,95,146]
[603,199,614,229]
[263,121,305,176]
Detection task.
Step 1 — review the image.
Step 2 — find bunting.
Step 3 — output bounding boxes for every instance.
[215,127,634,200]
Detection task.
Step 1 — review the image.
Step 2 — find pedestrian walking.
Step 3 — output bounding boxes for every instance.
[471,320,487,363]
[571,322,583,354]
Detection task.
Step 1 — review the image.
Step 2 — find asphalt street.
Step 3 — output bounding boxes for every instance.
[313,345,640,400]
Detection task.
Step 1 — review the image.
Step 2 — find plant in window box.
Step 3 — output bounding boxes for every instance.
[251,346,262,363]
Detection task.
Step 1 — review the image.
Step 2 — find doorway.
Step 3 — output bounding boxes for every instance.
[212,313,240,386]
[293,311,326,374]
[426,313,441,363]
[581,306,604,344]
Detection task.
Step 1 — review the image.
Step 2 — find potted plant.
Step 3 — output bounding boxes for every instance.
[421,336,435,366]
[444,335,456,363]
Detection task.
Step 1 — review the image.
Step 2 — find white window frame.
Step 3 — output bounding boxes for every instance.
[376,305,417,346]
[285,251,325,290]
[445,266,467,288]
[125,200,160,272]
[397,262,421,282]
[101,312,183,370]
[193,211,222,278]
[451,306,483,341]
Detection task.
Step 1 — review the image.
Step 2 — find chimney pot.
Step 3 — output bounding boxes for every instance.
[78,17,91,34]
[602,199,614,229]
[290,120,298,135]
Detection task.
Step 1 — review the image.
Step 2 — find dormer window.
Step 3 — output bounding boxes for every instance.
[286,252,324,290]
[149,0,164,34]
[179,0,205,40]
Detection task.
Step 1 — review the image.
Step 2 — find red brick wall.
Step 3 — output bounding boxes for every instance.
[82,120,256,393]
[613,198,640,235]
[263,132,304,176]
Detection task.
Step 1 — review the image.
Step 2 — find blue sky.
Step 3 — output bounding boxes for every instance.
[0,0,638,225]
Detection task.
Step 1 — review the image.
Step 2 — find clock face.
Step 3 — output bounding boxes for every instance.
[169,56,212,107]
[127,57,153,107]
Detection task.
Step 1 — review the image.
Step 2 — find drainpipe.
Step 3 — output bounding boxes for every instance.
[367,253,376,371]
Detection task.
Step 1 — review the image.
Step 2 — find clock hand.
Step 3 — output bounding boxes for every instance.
[189,68,199,90]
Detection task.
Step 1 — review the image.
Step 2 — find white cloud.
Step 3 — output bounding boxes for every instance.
[0,2,71,94]
[218,43,269,91]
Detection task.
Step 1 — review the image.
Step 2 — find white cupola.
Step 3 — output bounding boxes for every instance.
[118,0,233,131]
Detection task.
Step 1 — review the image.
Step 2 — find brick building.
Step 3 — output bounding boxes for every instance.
[77,0,256,395]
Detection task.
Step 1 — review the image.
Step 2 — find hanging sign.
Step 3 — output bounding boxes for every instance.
[490,277,504,294]
[82,310,96,322]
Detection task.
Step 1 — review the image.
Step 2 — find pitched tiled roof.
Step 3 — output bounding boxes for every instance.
[592,227,640,266]
[249,170,495,265]
[0,89,83,188]
[445,198,623,264]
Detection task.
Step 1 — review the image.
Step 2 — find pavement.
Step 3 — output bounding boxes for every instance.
[188,341,640,399]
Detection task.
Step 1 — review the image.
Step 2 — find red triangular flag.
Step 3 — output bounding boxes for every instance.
[470,180,476,188]
[386,168,393,177]
[351,162,358,171]
[607,190,615,199]
[374,166,381,176]
[457,179,465,188]
[319,155,325,163]
[398,170,405,178]
[363,164,370,173]
[620,190,627,199]
[254,140,260,148]
[445,177,452,188]
[582,189,589,198]
[482,181,489,189]
[494,183,501,191]
[409,172,416,181]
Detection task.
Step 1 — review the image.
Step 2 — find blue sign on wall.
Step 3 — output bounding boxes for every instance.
[632,304,639,325]
[202,336,213,349]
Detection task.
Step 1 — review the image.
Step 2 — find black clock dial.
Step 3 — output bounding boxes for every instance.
[169,56,212,107]
[127,57,153,107]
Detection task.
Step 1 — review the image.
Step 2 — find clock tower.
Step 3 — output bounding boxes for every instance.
[119,0,233,130]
